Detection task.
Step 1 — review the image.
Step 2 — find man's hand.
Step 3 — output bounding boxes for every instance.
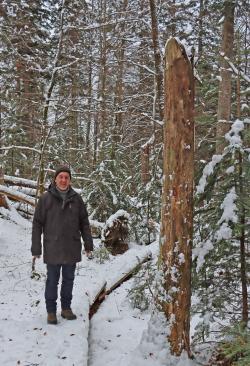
[32,255,41,260]
[85,251,93,260]
[32,255,40,272]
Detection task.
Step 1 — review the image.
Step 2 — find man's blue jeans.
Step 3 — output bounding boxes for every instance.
[45,264,76,313]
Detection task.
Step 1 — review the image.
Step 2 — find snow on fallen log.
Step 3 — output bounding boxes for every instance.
[4,175,39,188]
[85,245,153,318]
[105,246,152,293]
[87,279,107,306]
[4,175,83,194]
[88,246,153,299]
[11,185,37,196]
[0,185,36,206]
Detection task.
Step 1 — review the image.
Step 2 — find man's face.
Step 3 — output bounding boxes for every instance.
[55,172,71,191]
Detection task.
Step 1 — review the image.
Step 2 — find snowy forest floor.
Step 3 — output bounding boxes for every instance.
[0,212,213,366]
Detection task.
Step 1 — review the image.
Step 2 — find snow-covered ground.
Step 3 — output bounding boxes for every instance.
[0,210,210,366]
[0,216,90,366]
[0,211,157,366]
[89,280,150,366]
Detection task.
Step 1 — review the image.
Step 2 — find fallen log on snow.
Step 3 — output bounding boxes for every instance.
[0,185,36,207]
[88,247,152,318]
[106,254,151,294]
[4,175,83,195]
[88,281,107,318]
[4,175,40,189]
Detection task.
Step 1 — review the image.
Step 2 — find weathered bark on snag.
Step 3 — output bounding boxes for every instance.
[0,167,8,209]
[160,38,194,357]
[216,1,235,154]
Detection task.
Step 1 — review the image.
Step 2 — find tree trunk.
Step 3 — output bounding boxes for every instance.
[198,0,204,59]
[239,151,248,325]
[93,0,108,165]
[86,59,92,153]
[216,0,235,153]
[141,143,151,185]
[111,0,128,159]
[235,63,248,324]
[160,37,194,357]
[149,0,163,122]
[36,0,66,200]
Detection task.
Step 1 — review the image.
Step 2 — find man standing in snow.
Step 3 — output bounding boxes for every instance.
[31,166,93,325]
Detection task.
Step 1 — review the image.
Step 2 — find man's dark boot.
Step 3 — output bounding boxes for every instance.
[47,313,57,325]
[61,309,77,320]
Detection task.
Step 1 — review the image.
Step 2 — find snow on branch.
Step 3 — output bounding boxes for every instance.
[196,154,223,194]
[193,239,214,271]
[220,52,250,83]
[66,17,142,32]
[218,187,238,226]
[129,61,156,75]
[4,175,38,188]
[196,119,246,195]
[193,188,238,271]
[141,112,164,126]
[104,210,130,230]
[53,58,81,72]
[89,219,105,230]
[0,146,41,154]
[224,119,244,148]
[141,135,155,149]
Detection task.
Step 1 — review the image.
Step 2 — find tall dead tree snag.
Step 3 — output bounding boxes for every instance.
[160,38,194,356]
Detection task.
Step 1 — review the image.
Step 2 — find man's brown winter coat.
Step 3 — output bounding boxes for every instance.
[31,184,93,264]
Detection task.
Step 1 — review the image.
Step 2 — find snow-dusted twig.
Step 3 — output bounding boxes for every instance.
[66,17,144,32]
[0,146,41,154]
[220,52,250,83]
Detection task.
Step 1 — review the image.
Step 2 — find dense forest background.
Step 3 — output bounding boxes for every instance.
[0,0,250,359]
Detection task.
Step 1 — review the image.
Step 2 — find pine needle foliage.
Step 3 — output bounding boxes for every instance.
[92,245,110,264]
[128,261,157,311]
[192,119,250,341]
[219,323,250,366]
